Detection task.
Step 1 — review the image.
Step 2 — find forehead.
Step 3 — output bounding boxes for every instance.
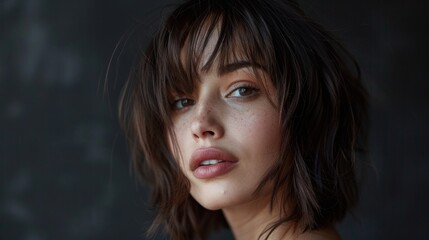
[179,18,264,78]
[163,10,275,95]
[181,31,257,75]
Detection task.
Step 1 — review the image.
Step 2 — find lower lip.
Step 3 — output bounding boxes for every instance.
[193,161,237,179]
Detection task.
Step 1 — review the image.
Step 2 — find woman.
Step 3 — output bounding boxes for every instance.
[119,0,368,239]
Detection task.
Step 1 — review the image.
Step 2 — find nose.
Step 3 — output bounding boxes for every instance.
[191,103,224,141]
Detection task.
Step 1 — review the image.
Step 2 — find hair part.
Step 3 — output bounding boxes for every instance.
[119,0,368,239]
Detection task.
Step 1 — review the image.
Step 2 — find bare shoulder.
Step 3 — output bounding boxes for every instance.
[295,226,341,240]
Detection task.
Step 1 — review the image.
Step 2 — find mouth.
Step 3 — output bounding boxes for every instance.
[190,148,238,179]
[200,159,224,166]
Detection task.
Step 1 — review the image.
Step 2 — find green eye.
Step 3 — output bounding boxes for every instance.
[228,86,259,97]
[173,98,195,110]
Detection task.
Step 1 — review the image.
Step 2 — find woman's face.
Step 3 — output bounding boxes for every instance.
[169,37,282,211]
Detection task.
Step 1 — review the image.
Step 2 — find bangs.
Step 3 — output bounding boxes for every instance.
[158,1,275,98]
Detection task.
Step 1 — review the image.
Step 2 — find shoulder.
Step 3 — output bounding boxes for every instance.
[293,226,341,240]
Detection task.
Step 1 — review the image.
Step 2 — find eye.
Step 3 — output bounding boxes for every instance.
[172,98,195,110]
[227,85,259,98]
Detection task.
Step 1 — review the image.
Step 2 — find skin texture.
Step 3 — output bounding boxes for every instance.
[171,63,282,211]
[169,32,341,240]
[169,27,282,214]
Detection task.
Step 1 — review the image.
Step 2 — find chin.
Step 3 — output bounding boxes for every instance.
[198,201,224,211]
[195,196,238,211]
[191,188,228,210]
[190,183,252,211]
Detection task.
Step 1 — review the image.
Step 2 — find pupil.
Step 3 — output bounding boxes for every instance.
[182,99,194,106]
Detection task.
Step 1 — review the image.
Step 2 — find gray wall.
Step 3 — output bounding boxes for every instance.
[1,0,428,239]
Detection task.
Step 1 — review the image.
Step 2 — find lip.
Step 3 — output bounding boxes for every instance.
[190,147,238,179]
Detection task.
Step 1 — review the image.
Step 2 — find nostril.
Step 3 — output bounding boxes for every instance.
[193,130,215,139]
[190,114,224,139]
[204,130,215,136]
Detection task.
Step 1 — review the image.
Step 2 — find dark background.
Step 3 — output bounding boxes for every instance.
[1,0,428,239]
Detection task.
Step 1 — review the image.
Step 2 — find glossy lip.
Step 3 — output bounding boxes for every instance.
[190,147,238,178]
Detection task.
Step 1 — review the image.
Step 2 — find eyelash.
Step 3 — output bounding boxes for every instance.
[226,83,260,98]
[171,98,195,110]
[170,83,260,110]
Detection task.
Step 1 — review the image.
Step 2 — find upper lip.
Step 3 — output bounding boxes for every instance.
[190,147,238,171]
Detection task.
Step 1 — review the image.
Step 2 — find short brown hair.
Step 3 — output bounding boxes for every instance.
[119,0,368,239]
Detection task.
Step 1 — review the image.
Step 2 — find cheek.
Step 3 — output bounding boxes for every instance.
[169,119,192,171]
[240,108,280,141]
[240,108,282,161]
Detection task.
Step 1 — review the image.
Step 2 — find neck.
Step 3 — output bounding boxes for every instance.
[221,194,341,240]
[222,194,291,240]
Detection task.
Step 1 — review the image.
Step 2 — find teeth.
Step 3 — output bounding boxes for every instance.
[200,160,223,166]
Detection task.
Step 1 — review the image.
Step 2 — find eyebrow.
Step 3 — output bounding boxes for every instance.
[218,61,266,76]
